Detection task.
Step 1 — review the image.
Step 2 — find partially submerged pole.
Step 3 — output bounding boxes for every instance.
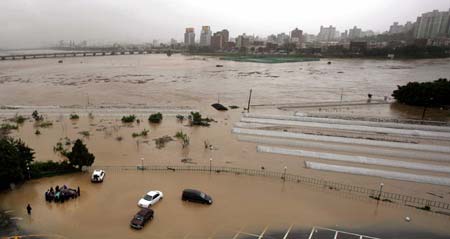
[247,89,253,113]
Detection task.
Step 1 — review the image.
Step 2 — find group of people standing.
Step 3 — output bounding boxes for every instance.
[44,185,80,203]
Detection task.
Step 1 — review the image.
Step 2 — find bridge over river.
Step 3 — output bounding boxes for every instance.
[0,49,183,60]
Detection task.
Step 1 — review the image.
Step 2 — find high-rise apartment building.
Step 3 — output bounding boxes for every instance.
[290,28,303,46]
[348,26,362,39]
[184,28,195,46]
[200,26,212,46]
[414,9,450,39]
[317,25,337,42]
[236,34,250,48]
[211,32,224,50]
[211,29,230,49]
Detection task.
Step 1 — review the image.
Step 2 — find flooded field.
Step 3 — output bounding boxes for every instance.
[0,54,449,111]
[1,54,450,238]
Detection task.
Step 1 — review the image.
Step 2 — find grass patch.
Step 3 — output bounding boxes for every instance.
[36,121,53,128]
[188,112,214,126]
[121,115,136,123]
[78,131,90,137]
[176,114,185,121]
[174,130,190,148]
[1,123,18,130]
[9,114,27,124]
[148,112,163,123]
[132,129,149,138]
[154,135,172,149]
[70,114,80,120]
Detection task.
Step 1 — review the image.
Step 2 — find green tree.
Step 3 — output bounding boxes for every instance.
[392,78,450,106]
[66,139,95,170]
[0,138,35,189]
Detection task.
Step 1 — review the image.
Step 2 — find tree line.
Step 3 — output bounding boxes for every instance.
[0,137,95,190]
[392,78,450,107]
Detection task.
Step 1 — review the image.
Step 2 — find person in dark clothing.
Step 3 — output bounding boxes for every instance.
[77,186,80,196]
[50,187,54,193]
[26,204,32,215]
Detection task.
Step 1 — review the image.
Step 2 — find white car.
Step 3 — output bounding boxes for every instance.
[91,170,105,183]
[138,190,163,208]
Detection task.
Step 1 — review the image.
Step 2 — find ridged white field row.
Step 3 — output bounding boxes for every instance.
[240,117,450,140]
[257,145,450,174]
[244,113,450,133]
[304,161,450,187]
[232,128,450,154]
[237,135,450,162]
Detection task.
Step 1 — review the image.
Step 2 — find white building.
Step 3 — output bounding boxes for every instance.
[414,9,450,39]
[200,26,212,46]
[184,28,195,46]
[317,25,337,42]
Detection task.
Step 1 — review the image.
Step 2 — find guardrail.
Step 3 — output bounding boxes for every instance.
[88,164,450,213]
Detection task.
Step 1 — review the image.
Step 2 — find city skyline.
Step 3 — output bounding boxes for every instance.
[0,0,449,48]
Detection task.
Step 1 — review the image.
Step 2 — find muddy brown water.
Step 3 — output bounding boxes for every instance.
[1,172,450,238]
[0,54,449,111]
[1,55,450,237]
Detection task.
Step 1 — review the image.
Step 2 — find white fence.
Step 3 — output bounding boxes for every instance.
[304,161,450,187]
[257,145,450,174]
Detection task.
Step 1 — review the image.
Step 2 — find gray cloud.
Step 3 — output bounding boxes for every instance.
[1,0,449,49]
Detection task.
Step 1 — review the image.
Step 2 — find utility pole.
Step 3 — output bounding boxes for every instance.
[247,89,253,113]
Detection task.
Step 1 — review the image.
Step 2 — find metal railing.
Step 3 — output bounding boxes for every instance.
[88,164,450,212]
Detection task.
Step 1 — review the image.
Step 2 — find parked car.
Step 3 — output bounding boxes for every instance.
[181,189,212,204]
[91,170,105,183]
[130,208,154,229]
[138,190,163,208]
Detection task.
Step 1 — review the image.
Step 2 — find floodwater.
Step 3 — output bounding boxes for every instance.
[0,54,449,111]
[1,171,450,238]
[1,54,450,237]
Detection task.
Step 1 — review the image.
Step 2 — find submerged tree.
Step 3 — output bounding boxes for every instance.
[392,78,450,107]
[0,138,35,189]
[66,139,95,170]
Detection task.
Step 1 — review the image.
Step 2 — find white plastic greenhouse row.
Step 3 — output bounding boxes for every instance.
[240,117,450,140]
[232,128,450,154]
[304,161,450,187]
[237,135,450,162]
[243,113,450,133]
[257,145,450,174]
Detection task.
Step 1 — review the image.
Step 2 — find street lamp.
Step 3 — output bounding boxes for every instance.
[209,158,212,173]
[27,166,30,179]
[283,166,287,181]
[140,157,144,170]
[378,182,384,200]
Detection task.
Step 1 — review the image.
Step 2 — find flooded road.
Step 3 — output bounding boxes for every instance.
[1,171,450,238]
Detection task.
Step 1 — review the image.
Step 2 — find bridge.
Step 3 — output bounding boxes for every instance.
[0,49,183,61]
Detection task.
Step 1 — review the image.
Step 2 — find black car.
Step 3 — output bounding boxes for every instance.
[130,208,154,229]
[181,189,213,204]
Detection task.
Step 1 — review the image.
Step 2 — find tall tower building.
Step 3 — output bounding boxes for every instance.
[184,28,195,46]
[200,26,212,46]
[221,29,229,48]
[414,9,450,39]
[348,26,362,39]
[290,28,303,46]
[317,25,337,42]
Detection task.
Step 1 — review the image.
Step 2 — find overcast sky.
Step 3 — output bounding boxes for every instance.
[1,0,449,49]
